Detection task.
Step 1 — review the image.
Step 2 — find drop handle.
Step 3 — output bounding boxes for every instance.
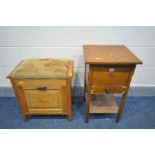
[36,86,47,91]
[105,88,111,94]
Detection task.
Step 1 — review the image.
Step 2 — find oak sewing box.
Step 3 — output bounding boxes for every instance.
[83,45,142,123]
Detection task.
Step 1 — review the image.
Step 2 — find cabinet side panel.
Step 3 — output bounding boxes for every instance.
[10,79,29,120]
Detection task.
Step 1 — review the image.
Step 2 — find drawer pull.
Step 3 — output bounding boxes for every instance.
[105,88,111,94]
[36,86,47,91]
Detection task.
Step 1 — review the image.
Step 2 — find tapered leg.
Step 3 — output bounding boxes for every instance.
[85,105,89,123]
[85,64,92,123]
[85,92,91,123]
[116,92,128,123]
[116,66,136,123]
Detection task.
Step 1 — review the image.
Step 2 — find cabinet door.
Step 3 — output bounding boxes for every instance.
[24,88,66,114]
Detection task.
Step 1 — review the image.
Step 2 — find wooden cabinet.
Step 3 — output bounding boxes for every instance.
[83,45,142,123]
[7,59,73,122]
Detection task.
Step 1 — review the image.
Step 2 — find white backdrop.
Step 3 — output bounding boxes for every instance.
[0,26,155,86]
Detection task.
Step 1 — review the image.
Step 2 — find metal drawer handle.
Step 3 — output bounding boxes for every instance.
[105,88,111,94]
[36,86,47,91]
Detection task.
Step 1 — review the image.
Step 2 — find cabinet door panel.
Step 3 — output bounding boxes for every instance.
[24,89,65,114]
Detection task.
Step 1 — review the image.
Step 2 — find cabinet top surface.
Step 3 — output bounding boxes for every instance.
[8,58,73,79]
[83,45,142,65]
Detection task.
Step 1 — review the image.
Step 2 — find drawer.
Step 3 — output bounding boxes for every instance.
[15,79,66,90]
[91,85,126,94]
[91,65,132,86]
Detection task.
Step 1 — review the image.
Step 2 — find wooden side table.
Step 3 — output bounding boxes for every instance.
[7,58,73,122]
[83,45,142,123]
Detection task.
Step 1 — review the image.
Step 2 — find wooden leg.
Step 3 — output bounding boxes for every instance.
[116,92,128,123]
[116,66,135,123]
[85,105,89,123]
[22,114,27,122]
[85,64,91,123]
[84,87,86,102]
[10,79,28,122]
[85,92,91,123]
[68,114,72,122]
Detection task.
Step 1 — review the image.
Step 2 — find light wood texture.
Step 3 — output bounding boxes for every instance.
[10,79,28,121]
[83,45,142,123]
[8,58,73,122]
[24,90,63,111]
[89,94,118,113]
[8,58,73,79]
[83,45,142,64]
[66,79,72,121]
[15,79,66,89]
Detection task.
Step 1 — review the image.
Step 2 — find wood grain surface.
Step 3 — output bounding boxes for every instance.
[83,45,142,64]
[8,58,73,79]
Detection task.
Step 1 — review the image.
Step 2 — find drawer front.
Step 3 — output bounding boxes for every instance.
[24,88,65,114]
[91,66,131,86]
[91,85,126,94]
[15,79,66,90]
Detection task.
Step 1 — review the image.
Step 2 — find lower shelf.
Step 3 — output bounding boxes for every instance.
[89,94,118,114]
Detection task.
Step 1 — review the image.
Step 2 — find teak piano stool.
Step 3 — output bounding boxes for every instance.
[83,45,142,123]
[7,58,73,122]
